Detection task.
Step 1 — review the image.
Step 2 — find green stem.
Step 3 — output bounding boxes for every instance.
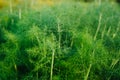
[10,0,12,14]
[94,14,102,41]
[101,24,106,39]
[19,8,21,19]
[84,64,92,80]
[50,49,55,80]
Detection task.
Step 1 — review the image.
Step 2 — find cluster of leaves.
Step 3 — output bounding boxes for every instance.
[0,1,120,80]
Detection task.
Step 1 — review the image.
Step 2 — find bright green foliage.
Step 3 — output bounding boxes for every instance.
[0,1,120,80]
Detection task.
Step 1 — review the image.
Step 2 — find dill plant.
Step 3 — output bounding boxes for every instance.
[0,1,120,80]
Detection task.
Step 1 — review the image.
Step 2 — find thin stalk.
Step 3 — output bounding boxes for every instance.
[91,49,95,60]
[36,36,41,48]
[14,63,17,73]
[11,19,14,25]
[112,27,119,39]
[43,27,47,79]
[34,33,40,80]
[87,14,102,80]
[10,0,13,14]
[110,59,119,69]
[107,26,111,36]
[107,59,119,80]
[14,63,18,80]
[24,0,28,13]
[84,64,92,80]
[57,18,62,75]
[101,24,106,39]
[99,0,101,6]
[36,71,38,80]
[94,0,101,6]
[31,0,34,7]
[70,35,74,47]
[94,14,102,41]
[57,18,61,49]
[50,49,55,80]
[43,27,47,57]
[19,8,21,19]
[50,33,55,80]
